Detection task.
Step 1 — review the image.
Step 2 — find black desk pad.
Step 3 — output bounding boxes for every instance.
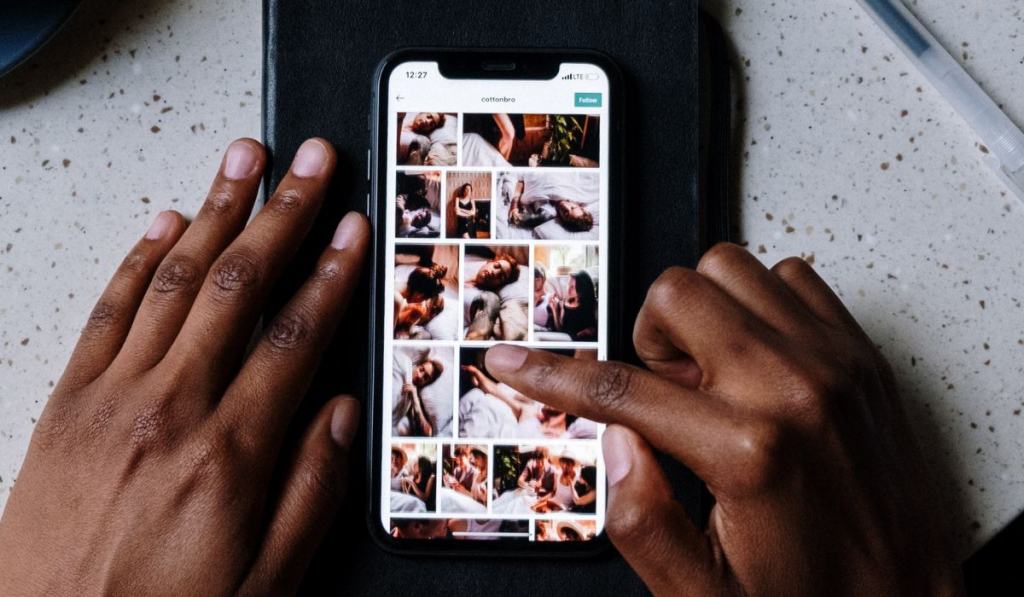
[263,1,709,594]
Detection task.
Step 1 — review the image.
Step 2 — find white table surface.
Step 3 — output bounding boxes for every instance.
[1,0,1021,558]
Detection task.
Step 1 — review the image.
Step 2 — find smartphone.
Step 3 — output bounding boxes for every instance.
[368,49,622,555]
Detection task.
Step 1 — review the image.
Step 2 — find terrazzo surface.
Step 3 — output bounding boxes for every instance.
[1,0,1022,558]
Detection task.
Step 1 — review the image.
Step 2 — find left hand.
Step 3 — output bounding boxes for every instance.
[0,138,370,596]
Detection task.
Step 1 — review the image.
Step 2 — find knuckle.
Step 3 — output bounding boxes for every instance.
[127,402,175,449]
[209,251,261,300]
[771,255,813,279]
[268,187,306,213]
[787,365,852,426]
[293,457,342,507]
[645,267,692,312]
[312,261,342,283]
[606,499,661,545]
[586,363,636,413]
[528,359,557,388]
[697,242,746,275]
[265,307,315,352]
[83,300,122,335]
[204,188,235,215]
[33,400,77,453]
[84,393,119,442]
[728,420,786,493]
[119,248,150,275]
[152,255,201,295]
[784,353,853,404]
[180,431,239,484]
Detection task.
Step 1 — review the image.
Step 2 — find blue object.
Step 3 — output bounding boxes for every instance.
[861,0,930,56]
[0,2,81,78]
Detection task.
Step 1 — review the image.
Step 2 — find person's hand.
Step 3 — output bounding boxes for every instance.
[575,327,596,340]
[485,244,963,596]
[461,364,487,388]
[401,382,417,397]
[0,138,370,595]
[508,207,522,225]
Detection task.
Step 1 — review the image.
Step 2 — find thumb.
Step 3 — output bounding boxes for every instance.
[239,396,359,596]
[603,424,724,596]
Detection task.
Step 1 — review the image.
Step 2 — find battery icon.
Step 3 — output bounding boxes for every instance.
[584,73,600,80]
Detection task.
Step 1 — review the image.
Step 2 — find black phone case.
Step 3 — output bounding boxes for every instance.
[262,2,730,594]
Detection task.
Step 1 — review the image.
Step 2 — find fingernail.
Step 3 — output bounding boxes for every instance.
[331,398,360,447]
[222,140,259,180]
[145,211,175,240]
[485,344,528,374]
[603,427,633,486]
[291,139,328,178]
[331,212,363,250]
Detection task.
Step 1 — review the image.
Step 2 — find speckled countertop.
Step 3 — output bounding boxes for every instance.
[1,0,1021,557]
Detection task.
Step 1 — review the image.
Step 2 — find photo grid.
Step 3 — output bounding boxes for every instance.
[388,112,603,542]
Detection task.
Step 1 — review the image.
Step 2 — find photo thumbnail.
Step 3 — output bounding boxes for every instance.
[395,171,441,238]
[458,347,598,440]
[394,244,459,340]
[463,245,530,341]
[534,245,599,342]
[439,444,490,514]
[396,112,458,166]
[392,345,454,438]
[446,171,492,239]
[496,171,599,240]
[390,518,529,541]
[390,443,438,513]
[492,444,599,515]
[535,519,598,542]
[462,113,600,168]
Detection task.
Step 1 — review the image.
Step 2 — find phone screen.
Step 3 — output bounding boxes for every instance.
[378,59,611,544]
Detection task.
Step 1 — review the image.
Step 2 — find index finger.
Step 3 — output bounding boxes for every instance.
[484,345,746,486]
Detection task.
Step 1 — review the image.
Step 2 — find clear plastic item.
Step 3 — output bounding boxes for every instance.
[856,0,1024,204]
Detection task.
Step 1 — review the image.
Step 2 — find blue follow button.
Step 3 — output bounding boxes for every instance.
[574,92,602,108]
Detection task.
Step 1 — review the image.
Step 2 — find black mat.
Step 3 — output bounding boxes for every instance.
[263,1,718,594]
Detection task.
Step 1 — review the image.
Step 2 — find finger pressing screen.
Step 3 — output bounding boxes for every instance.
[484,344,740,485]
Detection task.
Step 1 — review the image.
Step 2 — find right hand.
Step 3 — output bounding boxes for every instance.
[485,244,963,596]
